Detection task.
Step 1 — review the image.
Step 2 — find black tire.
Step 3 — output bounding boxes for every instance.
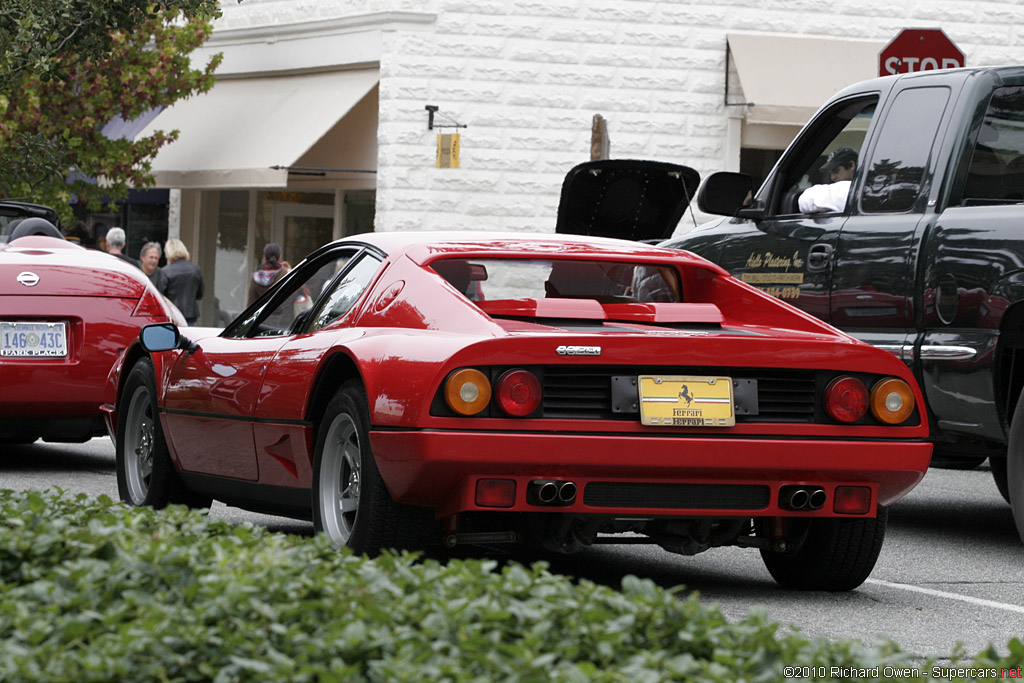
[760,508,888,591]
[312,380,436,555]
[992,456,1011,504]
[116,358,211,509]
[1005,391,1024,544]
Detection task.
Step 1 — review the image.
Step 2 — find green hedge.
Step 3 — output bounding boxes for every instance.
[0,489,1019,682]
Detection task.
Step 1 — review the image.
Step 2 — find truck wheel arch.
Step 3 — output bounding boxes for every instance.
[997,301,1024,430]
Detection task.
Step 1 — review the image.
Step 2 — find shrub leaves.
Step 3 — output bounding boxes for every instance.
[0,490,1020,682]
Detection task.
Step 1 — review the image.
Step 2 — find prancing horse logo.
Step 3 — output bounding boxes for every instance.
[679,385,693,406]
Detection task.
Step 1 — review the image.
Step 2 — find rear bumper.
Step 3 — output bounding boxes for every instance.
[370,430,932,518]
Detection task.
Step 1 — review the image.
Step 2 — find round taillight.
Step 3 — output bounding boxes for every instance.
[444,368,491,416]
[825,376,869,423]
[870,378,915,424]
[495,369,542,417]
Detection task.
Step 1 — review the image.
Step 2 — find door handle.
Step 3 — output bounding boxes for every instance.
[807,243,833,272]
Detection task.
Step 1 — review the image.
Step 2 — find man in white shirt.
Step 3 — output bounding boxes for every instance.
[798,147,858,213]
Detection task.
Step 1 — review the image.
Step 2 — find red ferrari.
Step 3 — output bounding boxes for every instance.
[106,231,931,590]
[1,228,183,444]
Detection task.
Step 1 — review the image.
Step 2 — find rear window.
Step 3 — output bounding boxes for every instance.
[430,258,682,304]
[959,86,1024,205]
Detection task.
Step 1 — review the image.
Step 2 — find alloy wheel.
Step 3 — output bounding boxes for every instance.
[123,385,155,505]
[318,412,362,546]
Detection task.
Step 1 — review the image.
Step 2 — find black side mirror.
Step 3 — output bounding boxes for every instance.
[697,172,760,218]
[139,323,198,354]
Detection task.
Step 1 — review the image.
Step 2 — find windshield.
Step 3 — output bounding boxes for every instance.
[0,204,60,244]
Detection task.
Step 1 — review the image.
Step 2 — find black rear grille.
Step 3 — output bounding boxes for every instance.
[543,370,615,419]
[542,366,818,423]
[584,482,770,509]
[747,371,816,421]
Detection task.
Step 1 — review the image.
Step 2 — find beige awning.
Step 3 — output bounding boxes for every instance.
[136,68,379,189]
[727,34,885,126]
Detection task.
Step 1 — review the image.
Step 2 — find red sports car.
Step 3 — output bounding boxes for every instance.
[106,231,931,590]
[0,232,183,444]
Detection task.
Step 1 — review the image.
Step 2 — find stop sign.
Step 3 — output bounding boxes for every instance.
[879,28,965,76]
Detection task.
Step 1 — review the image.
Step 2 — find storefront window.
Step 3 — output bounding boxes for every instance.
[256,191,337,268]
[740,148,784,194]
[214,191,250,324]
[345,190,376,235]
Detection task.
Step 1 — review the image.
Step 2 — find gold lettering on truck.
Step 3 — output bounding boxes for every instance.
[740,273,805,284]
[742,250,806,299]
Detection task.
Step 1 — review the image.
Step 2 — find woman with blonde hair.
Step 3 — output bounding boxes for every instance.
[163,238,204,325]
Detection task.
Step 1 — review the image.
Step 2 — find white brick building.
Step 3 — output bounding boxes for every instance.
[144,0,1024,323]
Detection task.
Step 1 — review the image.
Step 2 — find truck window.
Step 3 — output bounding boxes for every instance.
[959,86,1024,205]
[775,97,877,215]
[860,87,950,214]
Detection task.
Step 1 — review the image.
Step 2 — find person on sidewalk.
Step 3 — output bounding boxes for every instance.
[106,227,141,268]
[247,242,291,306]
[163,238,204,325]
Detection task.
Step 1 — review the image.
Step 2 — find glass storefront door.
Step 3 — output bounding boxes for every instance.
[272,203,335,266]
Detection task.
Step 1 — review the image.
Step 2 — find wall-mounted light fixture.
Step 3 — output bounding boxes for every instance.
[425,105,467,131]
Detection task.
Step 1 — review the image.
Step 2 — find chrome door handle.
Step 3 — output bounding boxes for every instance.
[807,243,832,271]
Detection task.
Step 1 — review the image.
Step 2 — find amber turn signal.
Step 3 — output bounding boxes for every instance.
[870,378,915,424]
[444,368,492,416]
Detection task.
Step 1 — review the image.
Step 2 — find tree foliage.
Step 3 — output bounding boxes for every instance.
[0,1,226,221]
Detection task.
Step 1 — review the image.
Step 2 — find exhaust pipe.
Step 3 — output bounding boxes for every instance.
[779,485,826,511]
[558,481,577,504]
[787,488,810,510]
[528,480,577,506]
[537,481,559,504]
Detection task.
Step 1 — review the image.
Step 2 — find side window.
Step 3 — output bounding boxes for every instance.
[773,97,877,215]
[860,87,950,213]
[226,250,360,338]
[959,86,1024,205]
[307,254,383,332]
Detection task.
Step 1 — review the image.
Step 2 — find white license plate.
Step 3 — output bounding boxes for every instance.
[0,321,68,358]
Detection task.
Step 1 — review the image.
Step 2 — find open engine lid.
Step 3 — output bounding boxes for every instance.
[555,159,700,242]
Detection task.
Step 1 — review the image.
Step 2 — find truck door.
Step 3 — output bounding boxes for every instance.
[715,96,879,323]
[830,86,952,356]
[921,82,1024,442]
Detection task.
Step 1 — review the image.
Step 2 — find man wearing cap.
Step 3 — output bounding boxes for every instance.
[798,147,858,213]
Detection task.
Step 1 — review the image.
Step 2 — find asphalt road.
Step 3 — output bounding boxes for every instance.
[2,437,1022,660]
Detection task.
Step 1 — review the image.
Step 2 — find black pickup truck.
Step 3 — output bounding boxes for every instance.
[662,66,1024,539]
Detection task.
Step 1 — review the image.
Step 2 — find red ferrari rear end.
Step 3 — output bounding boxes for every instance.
[0,236,180,443]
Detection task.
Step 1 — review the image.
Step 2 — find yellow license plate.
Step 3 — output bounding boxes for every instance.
[638,375,734,427]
